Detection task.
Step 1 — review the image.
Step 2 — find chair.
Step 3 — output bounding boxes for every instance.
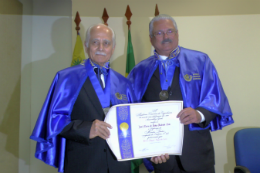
[234,128,260,173]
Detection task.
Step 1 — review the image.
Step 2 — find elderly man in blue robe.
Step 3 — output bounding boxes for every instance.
[30,24,135,173]
[128,14,234,173]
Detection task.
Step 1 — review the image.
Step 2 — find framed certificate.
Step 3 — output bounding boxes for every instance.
[104,101,183,161]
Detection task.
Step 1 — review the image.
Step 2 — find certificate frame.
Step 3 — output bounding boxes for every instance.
[105,101,183,161]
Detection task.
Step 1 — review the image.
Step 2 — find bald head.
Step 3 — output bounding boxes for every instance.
[84,24,116,66]
[85,24,116,48]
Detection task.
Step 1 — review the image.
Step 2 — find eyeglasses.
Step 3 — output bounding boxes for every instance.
[153,29,176,37]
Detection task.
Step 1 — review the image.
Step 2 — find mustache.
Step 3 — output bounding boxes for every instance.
[95,51,107,56]
[161,38,172,44]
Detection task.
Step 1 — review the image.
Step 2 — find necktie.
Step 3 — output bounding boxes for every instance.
[94,68,104,89]
[161,59,167,75]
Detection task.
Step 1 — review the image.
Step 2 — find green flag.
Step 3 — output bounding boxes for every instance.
[125,30,135,77]
[71,33,86,66]
[131,158,143,173]
[126,29,142,173]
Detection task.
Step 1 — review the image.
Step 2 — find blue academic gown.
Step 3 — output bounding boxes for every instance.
[128,47,233,131]
[128,47,234,172]
[30,59,135,172]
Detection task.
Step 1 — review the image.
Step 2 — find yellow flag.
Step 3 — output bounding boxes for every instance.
[71,33,86,66]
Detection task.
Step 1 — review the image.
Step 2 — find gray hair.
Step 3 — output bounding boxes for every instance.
[85,23,116,48]
[149,14,178,36]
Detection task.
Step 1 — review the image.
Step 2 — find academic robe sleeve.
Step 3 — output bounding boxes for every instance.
[30,73,71,172]
[186,54,234,131]
[30,64,89,172]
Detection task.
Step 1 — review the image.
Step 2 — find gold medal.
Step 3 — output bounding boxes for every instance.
[159,90,169,100]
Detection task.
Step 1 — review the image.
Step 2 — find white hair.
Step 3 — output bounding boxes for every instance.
[85,23,116,48]
[149,14,178,36]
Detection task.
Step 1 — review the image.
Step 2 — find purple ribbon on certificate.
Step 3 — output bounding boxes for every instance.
[116,106,134,159]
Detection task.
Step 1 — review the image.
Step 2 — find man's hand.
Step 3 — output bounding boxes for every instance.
[89,119,112,140]
[177,107,201,125]
[150,154,169,164]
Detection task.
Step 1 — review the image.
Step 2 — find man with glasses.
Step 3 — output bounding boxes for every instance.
[30,24,135,173]
[128,14,233,173]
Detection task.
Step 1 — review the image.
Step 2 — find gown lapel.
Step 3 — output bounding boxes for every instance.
[83,77,104,118]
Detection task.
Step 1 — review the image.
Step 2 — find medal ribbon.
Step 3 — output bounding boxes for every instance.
[159,60,175,90]
[155,46,180,91]
[86,59,111,108]
[159,57,179,91]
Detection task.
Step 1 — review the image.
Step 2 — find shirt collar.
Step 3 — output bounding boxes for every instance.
[89,59,110,69]
[89,58,110,75]
[154,46,180,61]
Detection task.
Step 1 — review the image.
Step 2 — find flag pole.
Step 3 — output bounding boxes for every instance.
[71,11,86,66]
[102,8,109,26]
[125,5,141,173]
[125,5,136,78]
[74,11,81,35]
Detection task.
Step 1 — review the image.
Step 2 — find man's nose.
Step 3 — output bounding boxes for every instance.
[97,42,103,50]
[162,32,169,39]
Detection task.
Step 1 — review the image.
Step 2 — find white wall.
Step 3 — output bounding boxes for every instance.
[0,12,22,173]
[177,15,260,173]
[19,1,72,173]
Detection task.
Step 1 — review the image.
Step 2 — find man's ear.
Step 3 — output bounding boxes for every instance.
[85,43,90,56]
[111,44,116,55]
[84,42,87,51]
[149,35,153,44]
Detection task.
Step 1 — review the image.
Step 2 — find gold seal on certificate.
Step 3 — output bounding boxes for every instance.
[159,90,169,100]
[120,122,129,131]
[104,101,184,161]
